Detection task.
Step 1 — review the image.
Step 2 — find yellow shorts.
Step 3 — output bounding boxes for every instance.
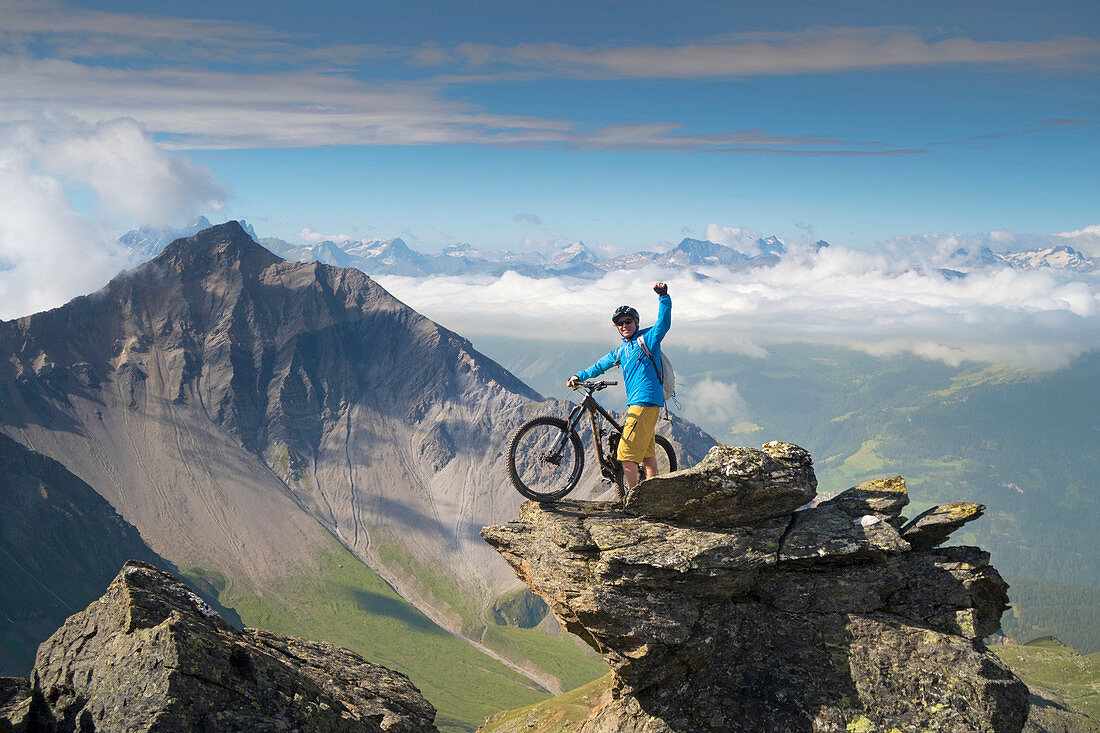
[617,405,660,463]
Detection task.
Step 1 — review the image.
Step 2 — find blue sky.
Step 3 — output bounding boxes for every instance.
[1,0,1098,368]
[1,0,1098,252]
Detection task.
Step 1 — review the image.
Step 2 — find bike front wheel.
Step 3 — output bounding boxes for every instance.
[508,417,585,502]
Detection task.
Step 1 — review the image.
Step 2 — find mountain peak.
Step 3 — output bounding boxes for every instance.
[758,235,786,256]
[155,220,282,276]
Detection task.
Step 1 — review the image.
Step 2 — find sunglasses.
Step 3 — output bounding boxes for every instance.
[614,319,636,327]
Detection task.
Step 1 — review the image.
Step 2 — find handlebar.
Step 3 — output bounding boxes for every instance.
[580,380,617,392]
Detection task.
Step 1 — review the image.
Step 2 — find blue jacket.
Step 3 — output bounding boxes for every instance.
[576,295,671,406]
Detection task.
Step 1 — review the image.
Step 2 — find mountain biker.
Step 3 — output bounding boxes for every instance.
[567,282,671,490]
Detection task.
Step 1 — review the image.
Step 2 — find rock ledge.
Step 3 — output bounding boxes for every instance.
[482,442,1029,732]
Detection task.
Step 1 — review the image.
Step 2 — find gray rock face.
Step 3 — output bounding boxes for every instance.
[2,561,437,733]
[481,445,1029,732]
[624,441,816,527]
[820,474,909,521]
[0,678,31,732]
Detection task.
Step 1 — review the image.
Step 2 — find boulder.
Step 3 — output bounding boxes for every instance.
[903,502,986,549]
[482,443,1029,732]
[821,475,909,521]
[4,561,437,733]
[778,502,911,563]
[623,441,816,527]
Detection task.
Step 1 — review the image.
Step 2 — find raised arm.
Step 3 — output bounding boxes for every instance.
[647,282,671,346]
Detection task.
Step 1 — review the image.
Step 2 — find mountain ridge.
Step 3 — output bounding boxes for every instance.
[120,220,1099,279]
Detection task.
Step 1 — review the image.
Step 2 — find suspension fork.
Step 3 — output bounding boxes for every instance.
[547,398,590,456]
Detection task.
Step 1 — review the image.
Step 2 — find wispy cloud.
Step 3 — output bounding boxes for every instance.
[704,224,769,255]
[682,378,750,427]
[512,212,542,225]
[9,4,1097,79]
[930,118,1091,147]
[0,55,917,154]
[3,4,1087,153]
[1054,225,1100,257]
[297,227,352,244]
[439,27,1100,81]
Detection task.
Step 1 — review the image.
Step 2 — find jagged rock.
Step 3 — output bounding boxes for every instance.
[822,475,909,518]
[778,503,911,563]
[0,678,31,733]
[903,502,986,549]
[623,441,816,527]
[482,443,1030,732]
[7,561,437,733]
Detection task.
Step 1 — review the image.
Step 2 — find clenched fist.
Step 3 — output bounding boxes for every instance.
[653,282,668,296]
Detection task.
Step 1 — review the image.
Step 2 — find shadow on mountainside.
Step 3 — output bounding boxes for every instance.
[0,433,242,675]
[349,589,445,635]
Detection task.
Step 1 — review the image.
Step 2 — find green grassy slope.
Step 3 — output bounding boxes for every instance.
[376,539,608,695]
[477,674,612,733]
[994,638,1100,729]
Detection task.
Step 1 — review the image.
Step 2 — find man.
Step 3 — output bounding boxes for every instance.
[567,282,671,490]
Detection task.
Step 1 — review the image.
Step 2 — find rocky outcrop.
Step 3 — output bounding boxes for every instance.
[482,442,1030,732]
[1,561,437,732]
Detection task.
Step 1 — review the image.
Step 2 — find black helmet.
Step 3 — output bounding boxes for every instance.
[612,305,639,324]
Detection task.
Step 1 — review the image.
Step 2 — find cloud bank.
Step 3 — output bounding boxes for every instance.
[0,117,225,319]
[375,239,1100,369]
[1055,225,1100,257]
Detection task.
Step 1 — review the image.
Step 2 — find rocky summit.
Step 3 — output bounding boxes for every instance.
[0,561,438,733]
[481,441,1031,732]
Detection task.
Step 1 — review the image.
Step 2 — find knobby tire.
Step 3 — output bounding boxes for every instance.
[508,416,585,502]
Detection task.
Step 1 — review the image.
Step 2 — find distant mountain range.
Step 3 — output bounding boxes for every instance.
[120,221,1099,278]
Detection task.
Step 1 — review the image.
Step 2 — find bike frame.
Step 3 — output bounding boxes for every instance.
[558,391,624,478]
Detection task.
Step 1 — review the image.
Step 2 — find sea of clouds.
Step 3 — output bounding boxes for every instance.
[375,239,1100,371]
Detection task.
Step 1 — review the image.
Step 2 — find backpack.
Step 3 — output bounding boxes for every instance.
[637,338,679,411]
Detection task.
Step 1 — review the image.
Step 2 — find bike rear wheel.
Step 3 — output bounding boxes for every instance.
[614,434,678,500]
[508,416,585,502]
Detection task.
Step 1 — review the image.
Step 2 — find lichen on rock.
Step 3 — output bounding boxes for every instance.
[481,443,1029,732]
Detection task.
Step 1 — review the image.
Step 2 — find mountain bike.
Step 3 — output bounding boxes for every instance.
[507,380,677,503]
